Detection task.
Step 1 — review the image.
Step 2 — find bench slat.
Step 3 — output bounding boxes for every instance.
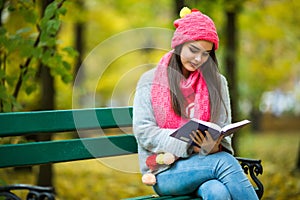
[0,107,133,137]
[123,195,201,200]
[0,134,137,168]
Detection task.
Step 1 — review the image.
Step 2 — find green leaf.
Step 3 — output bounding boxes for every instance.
[0,84,6,97]
[62,47,78,57]
[22,67,36,82]
[5,75,16,87]
[61,74,73,83]
[25,84,37,95]
[32,47,43,59]
[39,32,48,46]
[47,19,61,35]
[62,61,71,70]
[0,69,5,79]
[44,1,58,20]
[2,101,12,112]
[19,40,35,58]
[16,27,32,35]
[50,54,63,68]
[0,85,12,112]
[41,49,52,64]
[58,7,67,16]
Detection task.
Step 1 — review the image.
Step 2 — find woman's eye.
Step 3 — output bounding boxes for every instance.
[202,52,210,57]
[189,47,198,53]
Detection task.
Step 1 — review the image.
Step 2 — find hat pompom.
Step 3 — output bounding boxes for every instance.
[179,7,191,18]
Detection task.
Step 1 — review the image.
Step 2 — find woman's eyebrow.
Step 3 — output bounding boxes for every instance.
[190,44,200,50]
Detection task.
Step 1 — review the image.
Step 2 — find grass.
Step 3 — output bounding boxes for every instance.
[0,131,299,199]
[236,131,300,200]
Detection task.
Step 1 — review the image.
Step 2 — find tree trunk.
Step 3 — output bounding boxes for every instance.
[225,11,238,122]
[73,0,85,133]
[36,0,55,187]
[225,11,239,153]
[36,65,55,187]
[296,142,300,171]
[73,0,85,84]
[174,0,185,15]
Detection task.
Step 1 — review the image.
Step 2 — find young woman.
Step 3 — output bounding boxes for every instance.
[133,7,258,200]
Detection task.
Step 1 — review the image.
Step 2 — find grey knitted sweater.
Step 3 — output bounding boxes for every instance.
[133,68,234,175]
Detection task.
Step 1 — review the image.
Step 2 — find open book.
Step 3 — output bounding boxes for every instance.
[170,118,251,144]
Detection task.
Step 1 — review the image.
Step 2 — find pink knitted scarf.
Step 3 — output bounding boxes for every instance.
[151,52,210,129]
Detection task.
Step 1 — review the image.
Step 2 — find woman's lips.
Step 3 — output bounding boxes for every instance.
[190,62,200,69]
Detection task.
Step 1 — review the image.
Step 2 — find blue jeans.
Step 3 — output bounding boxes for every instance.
[153,152,258,200]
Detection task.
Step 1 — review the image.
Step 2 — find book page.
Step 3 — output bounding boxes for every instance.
[221,120,251,135]
[191,118,222,132]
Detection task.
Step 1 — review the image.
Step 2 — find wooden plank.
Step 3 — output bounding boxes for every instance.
[0,134,137,168]
[123,195,201,200]
[0,107,133,137]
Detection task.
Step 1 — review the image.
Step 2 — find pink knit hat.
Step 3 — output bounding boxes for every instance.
[171,8,219,50]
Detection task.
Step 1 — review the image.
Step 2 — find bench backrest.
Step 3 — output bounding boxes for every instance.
[0,107,137,168]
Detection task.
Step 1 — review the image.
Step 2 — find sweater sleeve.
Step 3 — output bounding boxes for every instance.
[133,69,191,158]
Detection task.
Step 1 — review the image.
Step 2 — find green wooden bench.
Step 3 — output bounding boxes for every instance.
[0,107,264,199]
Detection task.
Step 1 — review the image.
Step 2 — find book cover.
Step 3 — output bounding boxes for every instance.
[170,119,251,144]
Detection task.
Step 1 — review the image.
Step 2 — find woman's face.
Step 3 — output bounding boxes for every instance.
[180,40,213,78]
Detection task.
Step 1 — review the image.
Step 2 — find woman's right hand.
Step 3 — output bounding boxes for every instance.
[190,130,223,155]
[193,146,201,153]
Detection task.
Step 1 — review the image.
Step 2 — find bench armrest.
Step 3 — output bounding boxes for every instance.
[236,157,264,199]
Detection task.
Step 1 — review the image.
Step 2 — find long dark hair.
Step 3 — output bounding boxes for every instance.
[167,44,228,124]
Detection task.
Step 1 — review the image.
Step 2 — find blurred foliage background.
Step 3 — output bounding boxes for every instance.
[1,0,299,116]
[0,0,299,199]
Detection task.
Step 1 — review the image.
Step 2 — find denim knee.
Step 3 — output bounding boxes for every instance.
[197,179,231,200]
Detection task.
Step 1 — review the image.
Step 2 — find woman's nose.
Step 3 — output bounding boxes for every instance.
[195,54,201,62]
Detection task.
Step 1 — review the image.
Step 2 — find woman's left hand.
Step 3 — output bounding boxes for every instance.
[190,130,223,155]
